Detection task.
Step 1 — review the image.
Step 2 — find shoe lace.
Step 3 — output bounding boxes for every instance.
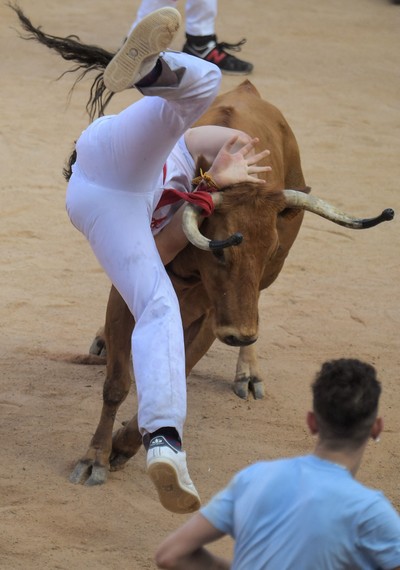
[216,38,247,53]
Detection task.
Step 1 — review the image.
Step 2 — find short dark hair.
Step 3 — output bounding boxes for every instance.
[311,358,381,449]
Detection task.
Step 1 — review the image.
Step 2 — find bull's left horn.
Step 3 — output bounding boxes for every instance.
[182,193,243,250]
[283,190,395,229]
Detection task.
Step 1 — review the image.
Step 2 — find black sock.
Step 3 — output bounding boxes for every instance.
[146,427,182,450]
[135,58,163,87]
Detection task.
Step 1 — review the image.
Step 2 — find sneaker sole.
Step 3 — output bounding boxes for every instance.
[148,458,201,514]
[104,7,182,92]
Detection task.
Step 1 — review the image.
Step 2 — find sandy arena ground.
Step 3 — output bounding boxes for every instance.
[1,0,399,568]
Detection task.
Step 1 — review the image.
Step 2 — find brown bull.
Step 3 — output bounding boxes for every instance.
[72,81,393,486]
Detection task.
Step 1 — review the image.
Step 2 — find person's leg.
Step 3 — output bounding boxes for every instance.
[185,0,217,35]
[183,0,253,75]
[128,0,179,36]
[69,50,220,432]
[67,15,221,512]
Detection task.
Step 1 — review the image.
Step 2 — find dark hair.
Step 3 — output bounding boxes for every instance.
[63,146,77,181]
[11,3,115,121]
[9,4,120,183]
[312,358,381,448]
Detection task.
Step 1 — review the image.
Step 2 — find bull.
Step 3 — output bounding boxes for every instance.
[73,81,392,486]
[12,4,394,487]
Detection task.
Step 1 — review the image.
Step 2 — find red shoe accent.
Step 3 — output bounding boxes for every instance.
[206,48,227,65]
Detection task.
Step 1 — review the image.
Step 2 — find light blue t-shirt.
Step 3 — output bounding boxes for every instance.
[201,455,400,570]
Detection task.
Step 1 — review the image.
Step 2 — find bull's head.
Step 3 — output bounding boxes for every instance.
[183,189,395,249]
[181,186,394,347]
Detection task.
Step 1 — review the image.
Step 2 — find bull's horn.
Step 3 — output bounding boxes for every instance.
[283,190,394,229]
[182,193,243,250]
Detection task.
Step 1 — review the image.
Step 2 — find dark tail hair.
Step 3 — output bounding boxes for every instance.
[9,2,116,121]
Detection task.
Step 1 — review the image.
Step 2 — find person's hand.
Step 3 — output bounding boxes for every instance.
[207,135,271,188]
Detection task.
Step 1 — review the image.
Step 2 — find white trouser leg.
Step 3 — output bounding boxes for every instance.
[128,0,179,35]
[66,53,220,440]
[185,0,217,36]
[128,0,217,36]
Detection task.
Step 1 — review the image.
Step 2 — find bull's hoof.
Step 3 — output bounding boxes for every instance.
[232,380,249,400]
[85,464,109,486]
[249,378,265,400]
[69,460,109,486]
[233,376,265,400]
[69,461,90,484]
[89,336,107,358]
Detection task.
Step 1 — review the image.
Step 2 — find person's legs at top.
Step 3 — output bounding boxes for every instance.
[129,0,215,36]
[128,0,253,75]
[66,9,221,513]
[127,0,179,37]
[183,0,253,75]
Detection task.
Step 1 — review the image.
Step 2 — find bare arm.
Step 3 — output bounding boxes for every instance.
[185,125,271,187]
[155,512,230,570]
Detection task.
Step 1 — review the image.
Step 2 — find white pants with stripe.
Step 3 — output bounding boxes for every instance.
[66,52,221,440]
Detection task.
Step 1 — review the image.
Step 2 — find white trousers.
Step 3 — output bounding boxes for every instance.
[129,0,218,36]
[66,52,221,439]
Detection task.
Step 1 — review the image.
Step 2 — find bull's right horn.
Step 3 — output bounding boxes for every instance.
[182,193,243,250]
[283,190,394,229]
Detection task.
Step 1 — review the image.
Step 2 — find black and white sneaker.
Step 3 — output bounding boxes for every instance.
[146,435,201,514]
[183,35,253,75]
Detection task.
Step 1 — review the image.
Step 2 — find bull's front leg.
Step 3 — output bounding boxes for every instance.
[70,286,135,485]
[233,343,265,400]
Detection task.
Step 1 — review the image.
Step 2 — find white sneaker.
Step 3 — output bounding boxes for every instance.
[103,8,182,92]
[146,436,201,514]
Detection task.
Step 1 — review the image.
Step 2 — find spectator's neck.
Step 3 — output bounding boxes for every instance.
[313,442,367,477]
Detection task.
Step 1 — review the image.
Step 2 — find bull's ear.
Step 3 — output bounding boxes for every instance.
[194,155,212,178]
[279,207,303,220]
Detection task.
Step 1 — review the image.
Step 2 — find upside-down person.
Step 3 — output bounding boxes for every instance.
[13,5,271,514]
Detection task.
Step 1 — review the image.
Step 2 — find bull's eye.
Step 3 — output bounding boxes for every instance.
[212,248,225,263]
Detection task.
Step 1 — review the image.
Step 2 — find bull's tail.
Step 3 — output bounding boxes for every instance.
[9,3,116,120]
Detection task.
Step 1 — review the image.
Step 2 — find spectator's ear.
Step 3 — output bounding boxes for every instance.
[307,411,318,435]
[371,417,383,442]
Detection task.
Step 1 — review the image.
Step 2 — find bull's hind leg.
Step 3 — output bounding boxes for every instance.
[70,286,135,485]
[109,412,142,471]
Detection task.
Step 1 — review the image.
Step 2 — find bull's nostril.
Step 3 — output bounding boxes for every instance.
[224,335,239,346]
[223,335,257,347]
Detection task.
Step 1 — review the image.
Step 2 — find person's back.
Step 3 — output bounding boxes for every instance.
[208,455,399,569]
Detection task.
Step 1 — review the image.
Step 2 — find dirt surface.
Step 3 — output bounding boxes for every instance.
[1,0,399,568]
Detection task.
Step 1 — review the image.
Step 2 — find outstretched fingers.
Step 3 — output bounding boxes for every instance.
[248,147,271,164]
[244,140,271,184]
[208,133,272,187]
